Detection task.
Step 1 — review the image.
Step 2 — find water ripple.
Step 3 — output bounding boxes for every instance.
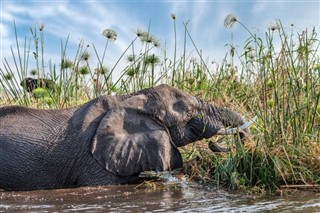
[1,183,320,212]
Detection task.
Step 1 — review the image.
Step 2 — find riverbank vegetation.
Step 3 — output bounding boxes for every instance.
[1,15,319,193]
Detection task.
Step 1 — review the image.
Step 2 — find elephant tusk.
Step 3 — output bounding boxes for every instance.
[216,116,257,135]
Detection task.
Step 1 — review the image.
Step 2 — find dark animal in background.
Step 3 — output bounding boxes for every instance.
[0,84,254,191]
[20,77,55,93]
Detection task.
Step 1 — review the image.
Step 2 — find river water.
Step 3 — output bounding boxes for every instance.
[1,181,320,212]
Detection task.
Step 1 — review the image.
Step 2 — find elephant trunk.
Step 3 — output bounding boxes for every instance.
[205,102,247,134]
[201,102,246,137]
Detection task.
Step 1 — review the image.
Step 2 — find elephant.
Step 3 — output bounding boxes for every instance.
[0,84,252,191]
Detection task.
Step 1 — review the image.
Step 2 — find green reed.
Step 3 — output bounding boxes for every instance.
[200,16,320,192]
[1,16,320,193]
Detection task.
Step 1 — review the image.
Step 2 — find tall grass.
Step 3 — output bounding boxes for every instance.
[185,17,320,192]
[1,16,319,193]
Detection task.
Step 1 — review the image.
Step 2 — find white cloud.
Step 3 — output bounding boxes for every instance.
[0,23,8,36]
[192,2,209,26]
[0,36,11,66]
[251,2,269,14]
[250,1,319,29]
[1,1,143,75]
[1,9,15,22]
[1,1,319,81]
[4,1,68,19]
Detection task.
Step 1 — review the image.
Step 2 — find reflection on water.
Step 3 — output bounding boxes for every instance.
[1,181,320,212]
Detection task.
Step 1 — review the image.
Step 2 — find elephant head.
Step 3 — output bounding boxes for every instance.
[91,84,253,177]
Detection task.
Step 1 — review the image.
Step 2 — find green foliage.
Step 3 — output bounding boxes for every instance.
[44,96,53,106]
[32,88,49,99]
[1,16,320,193]
[214,148,279,192]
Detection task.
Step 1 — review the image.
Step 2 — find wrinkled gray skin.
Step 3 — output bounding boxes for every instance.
[0,84,246,191]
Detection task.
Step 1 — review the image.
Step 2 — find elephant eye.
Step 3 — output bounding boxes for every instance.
[173,101,193,118]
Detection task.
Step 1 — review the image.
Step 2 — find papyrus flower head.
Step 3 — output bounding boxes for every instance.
[224,14,238,29]
[102,29,117,41]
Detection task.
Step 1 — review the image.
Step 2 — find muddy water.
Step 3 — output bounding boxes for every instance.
[1,182,320,212]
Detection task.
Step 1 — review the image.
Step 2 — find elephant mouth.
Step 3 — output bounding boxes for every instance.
[216,116,257,136]
[184,117,212,143]
[182,116,257,147]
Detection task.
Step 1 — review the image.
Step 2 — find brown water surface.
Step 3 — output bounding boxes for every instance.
[1,182,320,212]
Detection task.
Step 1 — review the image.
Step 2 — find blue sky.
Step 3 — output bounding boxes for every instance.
[1,0,320,79]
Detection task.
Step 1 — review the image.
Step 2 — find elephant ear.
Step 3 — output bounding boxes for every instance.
[91,108,183,176]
